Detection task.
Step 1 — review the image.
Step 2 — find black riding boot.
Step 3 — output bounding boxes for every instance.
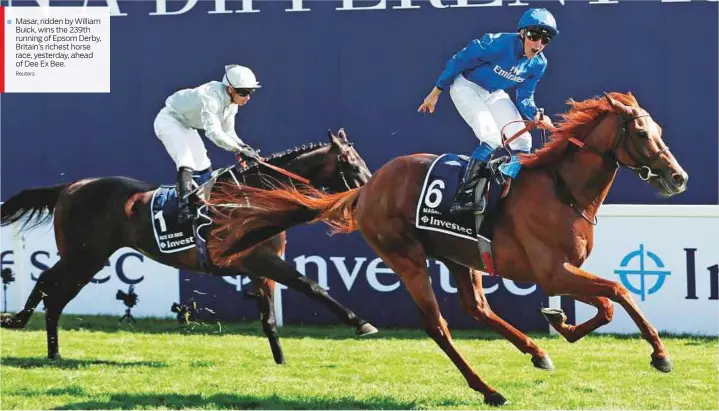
[176,166,195,224]
[449,158,486,214]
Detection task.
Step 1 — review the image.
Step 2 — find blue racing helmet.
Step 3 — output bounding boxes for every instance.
[517,8,558,37]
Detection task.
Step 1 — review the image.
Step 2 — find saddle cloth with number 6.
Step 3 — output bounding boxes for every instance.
[415,154,484,242]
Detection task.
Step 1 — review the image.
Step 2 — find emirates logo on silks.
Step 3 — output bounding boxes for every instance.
[493,65,525,83]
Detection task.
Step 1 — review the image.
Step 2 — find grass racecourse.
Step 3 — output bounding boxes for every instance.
[1,315,717,410]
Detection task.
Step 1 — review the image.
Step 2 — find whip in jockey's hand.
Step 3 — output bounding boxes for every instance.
[152,63,263,224]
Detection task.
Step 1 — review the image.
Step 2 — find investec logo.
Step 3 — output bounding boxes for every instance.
[222,254,537,296]
[8,0,703,18]
[613,244,718,302]
[421,215,473,236]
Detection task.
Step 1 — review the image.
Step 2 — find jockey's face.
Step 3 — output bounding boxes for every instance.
[522,28,550,59]
[227,87,252,106]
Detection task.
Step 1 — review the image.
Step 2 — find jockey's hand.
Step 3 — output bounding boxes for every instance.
[417,87,442,114]
[236,145,262,162]
[534,111,555,130]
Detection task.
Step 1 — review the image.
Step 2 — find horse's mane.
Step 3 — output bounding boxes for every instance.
[519,92,639,168]
[234,141,330,175]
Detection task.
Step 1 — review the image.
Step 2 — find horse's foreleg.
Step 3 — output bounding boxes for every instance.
[249,276,285,364]
[365,240,505,406]
[238,251,377,336]
[543,262,671,372]
[441,258,553,371]
[542,295,613,343]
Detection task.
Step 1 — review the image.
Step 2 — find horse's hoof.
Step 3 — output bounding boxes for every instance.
[532,355,555,371]
[0,314,24,329]
[48,354,62,362]
[651,354,672,373]
[484,392,508,406]
[357,323,378,336]
[540,307,567,325]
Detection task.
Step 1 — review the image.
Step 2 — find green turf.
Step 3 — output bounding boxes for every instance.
[1,315,717,409]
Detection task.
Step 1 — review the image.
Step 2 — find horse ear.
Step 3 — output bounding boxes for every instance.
[337,128,349,142]
[604,92,632,116]
[328,129,342,150]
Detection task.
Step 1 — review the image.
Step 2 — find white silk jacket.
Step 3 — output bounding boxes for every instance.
[164,81,246,152]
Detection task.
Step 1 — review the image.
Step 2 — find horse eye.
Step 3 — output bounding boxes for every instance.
[637,130,649,139]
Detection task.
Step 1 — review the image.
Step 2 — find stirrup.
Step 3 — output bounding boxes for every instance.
[450,189,486,214]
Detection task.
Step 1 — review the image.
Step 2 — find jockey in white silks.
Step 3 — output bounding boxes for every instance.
[153,64,263,223]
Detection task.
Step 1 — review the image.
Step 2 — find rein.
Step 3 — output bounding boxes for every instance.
[499,108,553,150]
[257,160,312,185]
[500,119,541,149]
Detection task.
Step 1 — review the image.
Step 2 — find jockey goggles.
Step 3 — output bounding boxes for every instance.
[234,88,256,97]
[525,29,552,45]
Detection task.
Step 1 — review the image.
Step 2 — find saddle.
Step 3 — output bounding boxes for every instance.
[415,154,513,275]
[150,166,238,274]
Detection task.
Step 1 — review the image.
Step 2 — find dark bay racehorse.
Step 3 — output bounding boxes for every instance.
[0,129,378,363]
[201,93,688,405]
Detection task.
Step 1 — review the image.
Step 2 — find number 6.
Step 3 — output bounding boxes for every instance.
[424,179,444,208]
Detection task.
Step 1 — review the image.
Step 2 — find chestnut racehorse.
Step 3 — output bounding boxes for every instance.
[201,92,689,405]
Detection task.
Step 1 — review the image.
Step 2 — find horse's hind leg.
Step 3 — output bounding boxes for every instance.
[439,258,553,371]
[0,262,63,329]
[541,295,613,343]
[249,276,285,364]
[42,257,107,360]
[362,234,505,405]
[238,250,378,336]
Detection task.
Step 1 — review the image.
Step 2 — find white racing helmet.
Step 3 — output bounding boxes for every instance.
[222,64,261,89]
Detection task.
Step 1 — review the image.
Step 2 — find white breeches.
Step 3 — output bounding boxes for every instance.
[449,74,532,152]
[153,107,212,171]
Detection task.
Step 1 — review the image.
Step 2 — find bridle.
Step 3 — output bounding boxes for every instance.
[554,110,672,225]
[334,141,358,192]
[500,106,672,225]
[566,112,670,182]
[307,141,358,193]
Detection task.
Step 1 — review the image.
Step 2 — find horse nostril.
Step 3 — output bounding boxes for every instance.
[671,173,686,187]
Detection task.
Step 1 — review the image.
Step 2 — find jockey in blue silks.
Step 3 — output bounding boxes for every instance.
[418,8,558,213]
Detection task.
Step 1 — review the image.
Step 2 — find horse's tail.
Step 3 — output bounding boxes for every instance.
[207,183,361,266]
[0,183,69,231]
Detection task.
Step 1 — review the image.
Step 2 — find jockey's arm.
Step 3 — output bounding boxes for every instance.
[515,65,546,120]
[435,33,499,91]
[220,112,249,149]
[199,97,244,153]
